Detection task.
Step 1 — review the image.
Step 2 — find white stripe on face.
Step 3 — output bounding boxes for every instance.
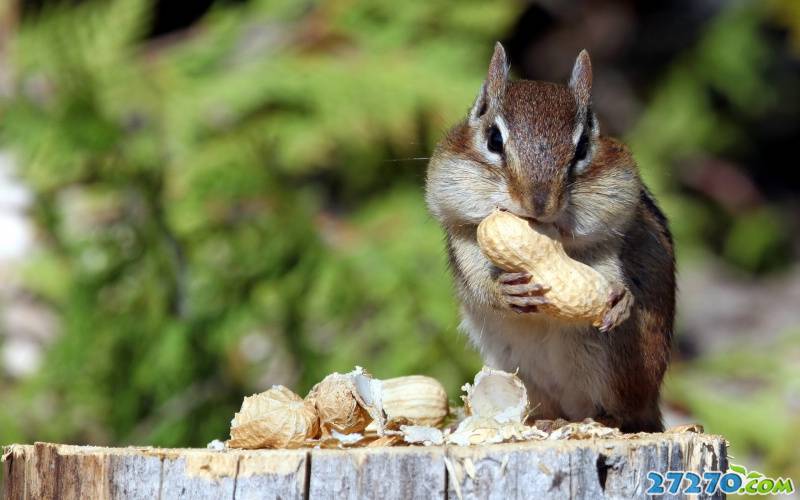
[474,116,509,166]
[494,115,510,144]
[572,117,584,146]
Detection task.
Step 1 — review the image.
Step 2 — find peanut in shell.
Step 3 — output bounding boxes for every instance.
[477,209,611,326]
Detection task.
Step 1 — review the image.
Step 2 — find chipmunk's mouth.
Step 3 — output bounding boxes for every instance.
[496,207,563,237]
[497,207,537,221]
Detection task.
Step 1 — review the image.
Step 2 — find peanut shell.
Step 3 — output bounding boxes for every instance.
[462,366,528,423]
[381,375,448,428]
[228,385,319,449]
[307,373,371,435]
[477,209,611,326]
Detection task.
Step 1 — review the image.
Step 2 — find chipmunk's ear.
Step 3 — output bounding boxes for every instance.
[569,49,592,110]
[470,42,508,121]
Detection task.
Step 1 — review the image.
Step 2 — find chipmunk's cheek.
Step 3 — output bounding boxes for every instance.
[553,213,576,240]
[487,194,515,219]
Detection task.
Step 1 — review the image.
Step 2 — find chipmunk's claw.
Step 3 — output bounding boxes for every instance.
[510,304,541,314]
[499,272,550,313]
[499,271,531,285]
[598,284,634,332]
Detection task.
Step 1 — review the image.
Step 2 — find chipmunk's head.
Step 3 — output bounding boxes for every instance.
[426,43,639,241]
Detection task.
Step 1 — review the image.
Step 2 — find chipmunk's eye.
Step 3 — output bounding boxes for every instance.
[574,130,589,163]
[568,128,590,175]
[487,125,503,154]
[568,129,590,178]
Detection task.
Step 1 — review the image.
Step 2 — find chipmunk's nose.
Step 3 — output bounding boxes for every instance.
[532,189,550,218]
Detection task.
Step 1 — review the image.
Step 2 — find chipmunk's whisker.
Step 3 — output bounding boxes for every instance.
[384,157,431,162]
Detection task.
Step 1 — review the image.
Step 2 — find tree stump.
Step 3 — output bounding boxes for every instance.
[2,433,726,499]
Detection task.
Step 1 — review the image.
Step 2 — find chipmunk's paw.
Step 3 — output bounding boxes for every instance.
[598,284,634,332]
[498,272,551,314]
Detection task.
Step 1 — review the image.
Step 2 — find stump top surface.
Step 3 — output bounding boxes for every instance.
[2,430,725,456]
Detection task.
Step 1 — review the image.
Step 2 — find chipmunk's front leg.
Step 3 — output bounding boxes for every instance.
[448,232,553,313]
[598,283,634,332]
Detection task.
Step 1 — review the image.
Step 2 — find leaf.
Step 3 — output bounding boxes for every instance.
[729,464,747,475]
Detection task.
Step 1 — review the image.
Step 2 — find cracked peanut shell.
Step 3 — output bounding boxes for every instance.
[307,370,374,435]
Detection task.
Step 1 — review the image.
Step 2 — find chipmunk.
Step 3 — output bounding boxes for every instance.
[426,43,675,432]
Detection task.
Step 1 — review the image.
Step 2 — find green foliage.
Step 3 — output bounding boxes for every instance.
[724,207,790,272]
[664,332,800,479]
[0,0,511,446]
[626,1,791,271]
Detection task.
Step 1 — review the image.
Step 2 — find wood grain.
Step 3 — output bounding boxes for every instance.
[309,446,446,500]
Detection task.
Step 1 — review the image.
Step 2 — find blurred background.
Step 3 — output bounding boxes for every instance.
[0,0,798,482]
